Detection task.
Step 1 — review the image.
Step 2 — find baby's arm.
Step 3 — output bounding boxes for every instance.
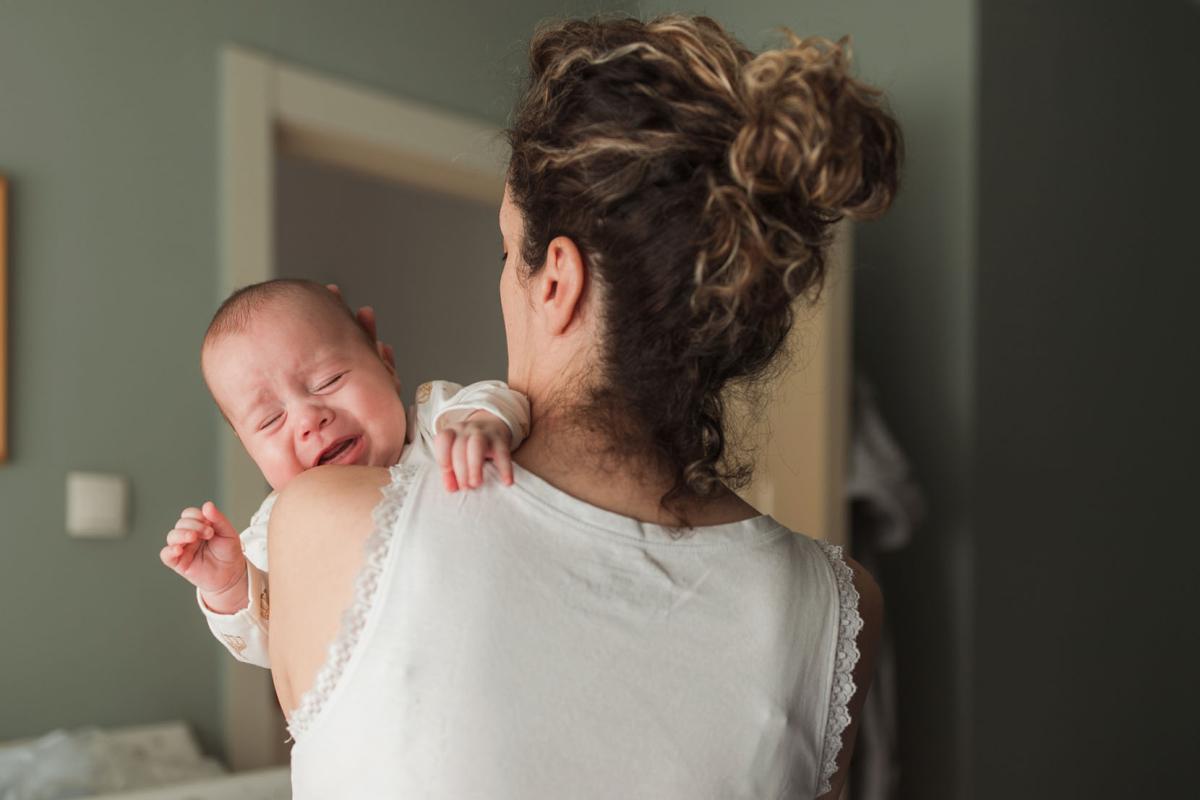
[162,497,274,668]
[415,380,531,490]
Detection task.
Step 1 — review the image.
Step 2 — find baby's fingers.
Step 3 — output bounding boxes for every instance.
[491,444,515,486]
[160,540,200,574]
[172,517,211,537]
[201,502,237,539]
[170,524,212,546]
[173,515,209,538]
[451,433,470,492]
[466,434,486,489]
[167,529,198,547]
[433,429,459,492]
[159,544,182,569]
[178,507,205,523]
[174,541,200,573]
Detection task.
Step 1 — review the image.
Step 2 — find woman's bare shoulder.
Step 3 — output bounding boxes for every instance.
[271,464,393,539]
[267,464,393,718]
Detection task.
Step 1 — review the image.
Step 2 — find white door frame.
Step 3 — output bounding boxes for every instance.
[218,45,506,769]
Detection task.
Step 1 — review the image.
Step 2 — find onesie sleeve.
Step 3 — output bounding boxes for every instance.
[195,493,276,669]
[196,562,271,668]
[413,379,531,450]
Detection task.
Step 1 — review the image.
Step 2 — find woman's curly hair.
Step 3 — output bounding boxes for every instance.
[506,14,902,514]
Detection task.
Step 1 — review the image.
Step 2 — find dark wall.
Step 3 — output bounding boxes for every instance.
[975,1,1200,796]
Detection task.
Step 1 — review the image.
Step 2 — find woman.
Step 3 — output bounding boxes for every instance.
[268,14,900,799]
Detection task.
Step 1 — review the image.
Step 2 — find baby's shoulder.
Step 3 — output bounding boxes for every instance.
[248,492,279,528]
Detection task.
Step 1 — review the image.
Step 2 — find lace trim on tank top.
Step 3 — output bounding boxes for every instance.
[286,463,419,742]
[814,541,864,796]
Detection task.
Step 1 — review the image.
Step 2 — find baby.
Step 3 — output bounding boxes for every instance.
[159,278,529,668]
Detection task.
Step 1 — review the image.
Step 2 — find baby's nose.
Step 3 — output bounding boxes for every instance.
[297,405,334,437]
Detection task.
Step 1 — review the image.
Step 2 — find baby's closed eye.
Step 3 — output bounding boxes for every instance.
[313,372,347,392]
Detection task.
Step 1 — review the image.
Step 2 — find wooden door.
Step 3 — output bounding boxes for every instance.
[736,224,852,546]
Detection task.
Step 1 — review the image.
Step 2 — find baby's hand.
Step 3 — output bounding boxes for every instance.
[433,411,515,492]
[159,502,248,612]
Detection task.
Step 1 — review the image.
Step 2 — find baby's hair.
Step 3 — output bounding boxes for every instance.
[203,278,373,354]
[507,15,902,513]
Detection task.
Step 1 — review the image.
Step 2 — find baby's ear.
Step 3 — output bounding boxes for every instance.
[377,354,402,393]
[384,359,399,381]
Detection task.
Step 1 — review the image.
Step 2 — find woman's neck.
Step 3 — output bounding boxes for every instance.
[512,413,759,529]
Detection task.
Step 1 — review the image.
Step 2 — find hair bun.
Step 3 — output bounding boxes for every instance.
[732,34,901,219]
[506,15,903,513]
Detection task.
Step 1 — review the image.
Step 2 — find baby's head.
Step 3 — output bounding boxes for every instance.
[201,279,408,491]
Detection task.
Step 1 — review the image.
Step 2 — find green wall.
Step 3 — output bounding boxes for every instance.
[638,3,978,797]
[0,0,624,756]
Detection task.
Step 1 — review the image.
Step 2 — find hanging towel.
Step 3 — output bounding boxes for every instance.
[846,371,925,800]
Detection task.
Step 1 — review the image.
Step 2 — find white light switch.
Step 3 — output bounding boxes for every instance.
[66,471,129,538]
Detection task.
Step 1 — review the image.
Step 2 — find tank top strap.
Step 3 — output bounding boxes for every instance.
[812,540,865,796]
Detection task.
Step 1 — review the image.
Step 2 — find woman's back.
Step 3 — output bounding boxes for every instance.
[286,453,862,799]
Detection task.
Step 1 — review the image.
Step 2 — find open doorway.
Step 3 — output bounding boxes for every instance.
[275,153,506,403]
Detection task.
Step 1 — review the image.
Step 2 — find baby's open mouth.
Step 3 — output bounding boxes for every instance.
[317,436,360,466]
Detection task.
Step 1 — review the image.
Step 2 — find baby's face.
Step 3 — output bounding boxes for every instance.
[204,304,408,491]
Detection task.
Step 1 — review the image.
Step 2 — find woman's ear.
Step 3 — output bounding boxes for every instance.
[539,236,587,336]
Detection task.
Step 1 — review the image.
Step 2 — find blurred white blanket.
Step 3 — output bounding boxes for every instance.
[0,722,286,800]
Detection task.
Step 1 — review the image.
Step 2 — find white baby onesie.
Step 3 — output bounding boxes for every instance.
[195,379,530,668]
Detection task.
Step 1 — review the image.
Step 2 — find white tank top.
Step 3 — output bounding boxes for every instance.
[287,450,862,799]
